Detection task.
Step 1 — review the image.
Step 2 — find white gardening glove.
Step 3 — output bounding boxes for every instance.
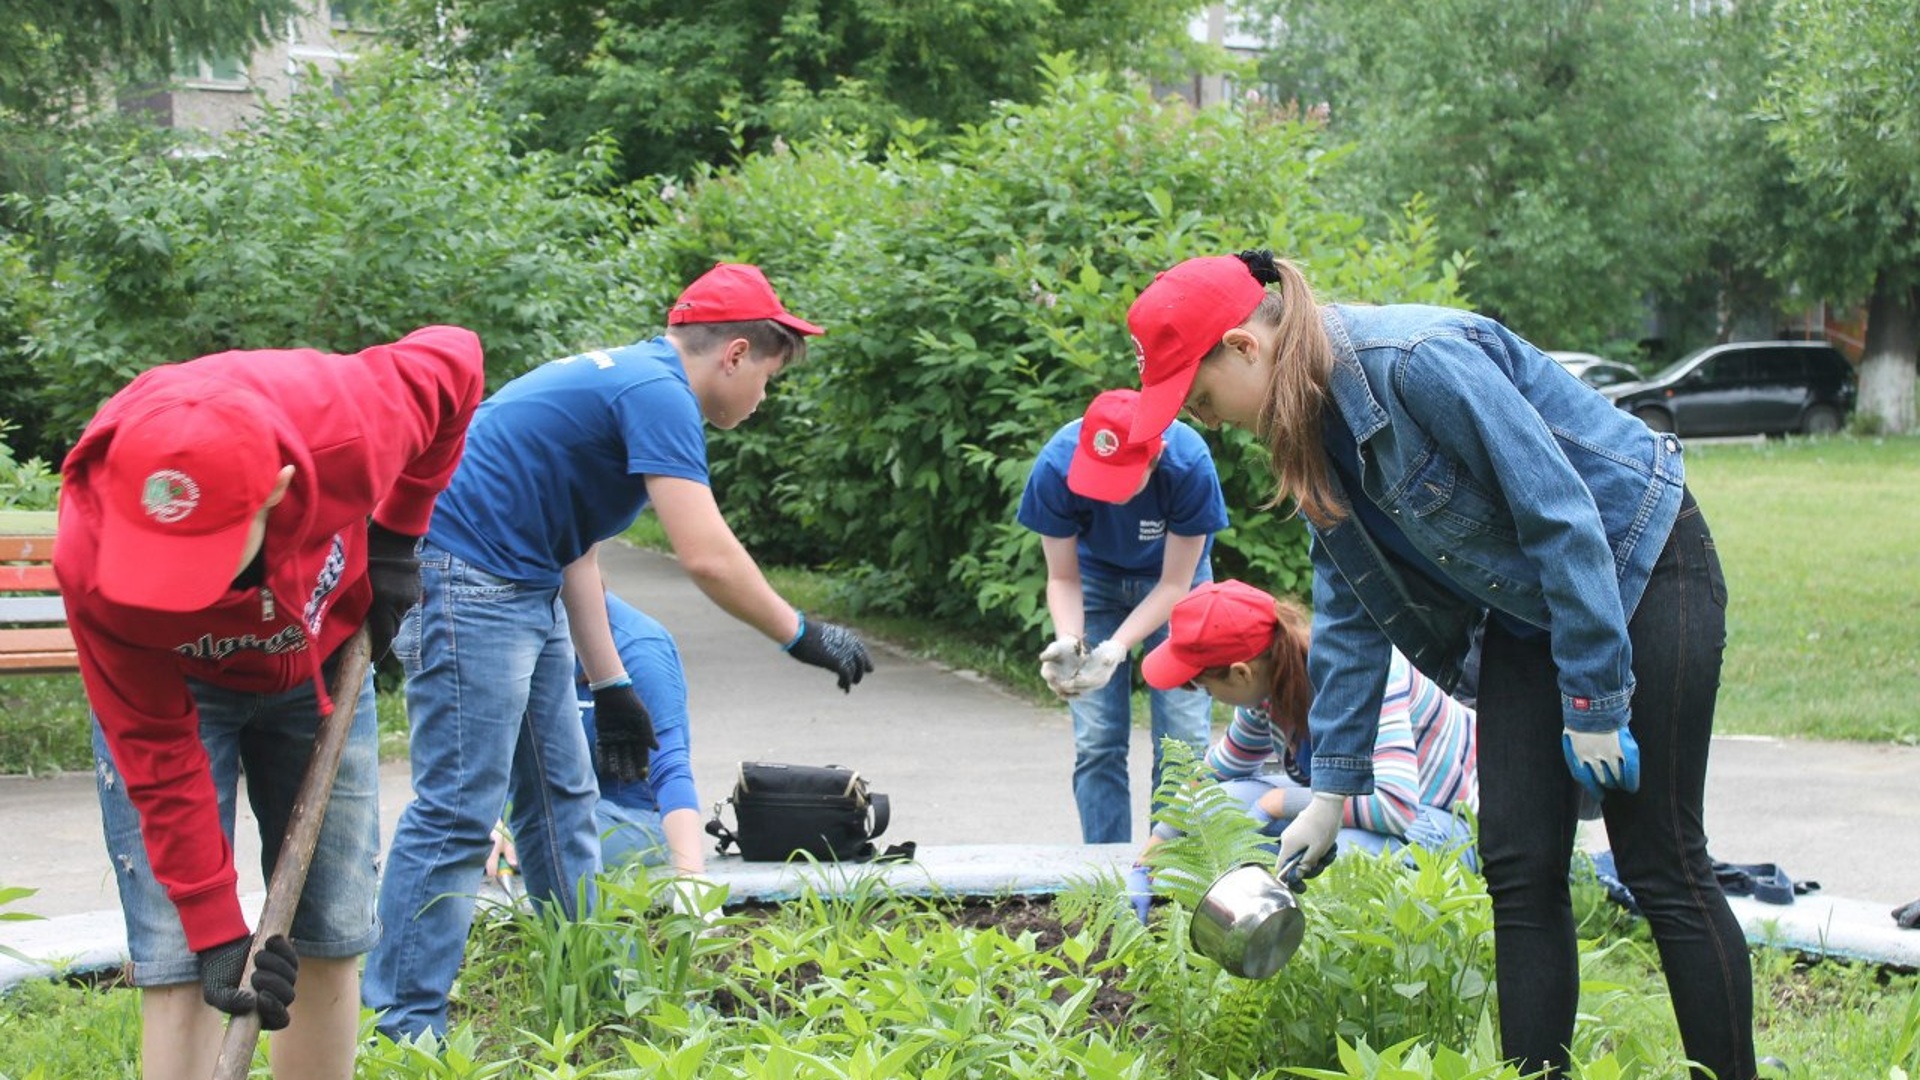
[1276,791,1344,883]
[1061,639,1127,696]
[663,873,725,928]
[1562,726,1641,804]
[1038,636,1087,699]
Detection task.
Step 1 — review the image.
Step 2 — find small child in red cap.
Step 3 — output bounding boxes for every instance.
[1015,388,1229,844]
[1125,579,1478,916]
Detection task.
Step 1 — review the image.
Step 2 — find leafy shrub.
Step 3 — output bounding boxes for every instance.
[627,57,1467,634]
[12,53,641,457]
[0,419,57,511]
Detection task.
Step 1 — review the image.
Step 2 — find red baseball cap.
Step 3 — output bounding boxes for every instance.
[1125,256,1266,442]
[95,385,285,612]
[667,262,824,336]
[1142,580,1281,690]
[1066,389,1165,504]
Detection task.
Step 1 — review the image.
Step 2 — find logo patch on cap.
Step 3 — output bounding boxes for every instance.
[1091,428,1121,458]
[1131,334,1147,375]
[141,470,200,523]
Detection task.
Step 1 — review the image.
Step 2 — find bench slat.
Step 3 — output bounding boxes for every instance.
[0,535,56,561]
[0,626,74,649]
[0,565,59,591]
[0,653,82,675]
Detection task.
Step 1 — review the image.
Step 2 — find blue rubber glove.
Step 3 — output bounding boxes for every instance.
[1124,864,1153,924]
[1562,725,1641,804]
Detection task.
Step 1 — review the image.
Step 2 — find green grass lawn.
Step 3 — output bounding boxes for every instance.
[3,435,1916,774]
[1683,436,1920,743]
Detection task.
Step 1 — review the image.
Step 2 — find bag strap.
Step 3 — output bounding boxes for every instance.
[866,793,890,841]
[706,801,740,856]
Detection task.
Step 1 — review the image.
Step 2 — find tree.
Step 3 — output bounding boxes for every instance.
[1762,0,1919,433]
[381,0,1210,182]
[0,0,299,122]
[1241,0,1714,353]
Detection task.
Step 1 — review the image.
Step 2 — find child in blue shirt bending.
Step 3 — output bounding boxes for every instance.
[1017,388,1229,843]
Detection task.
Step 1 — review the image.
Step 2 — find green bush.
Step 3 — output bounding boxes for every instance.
[12,53,641,457]
[627,57,1468,634]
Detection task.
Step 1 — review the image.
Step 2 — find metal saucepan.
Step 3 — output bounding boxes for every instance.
[1188,850,1333,979]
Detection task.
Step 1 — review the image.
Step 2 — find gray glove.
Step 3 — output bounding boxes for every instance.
[198,933,298,1030]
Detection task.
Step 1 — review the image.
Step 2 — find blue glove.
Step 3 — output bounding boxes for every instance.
[1562,725,1641,805]
[1124,864,1153,924]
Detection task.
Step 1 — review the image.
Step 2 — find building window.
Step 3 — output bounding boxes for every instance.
[177,54,249,85]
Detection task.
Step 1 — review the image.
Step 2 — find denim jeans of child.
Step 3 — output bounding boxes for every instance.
[1475,491,1752,1080]
[92,668,381,986]
[362,542,602,1041]
[1070,571,1213,844]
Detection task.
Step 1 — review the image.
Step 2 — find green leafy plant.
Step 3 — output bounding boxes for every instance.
[627,54,1466,638]
[11,52,640,458]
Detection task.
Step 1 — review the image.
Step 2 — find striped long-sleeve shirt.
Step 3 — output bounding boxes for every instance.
[1205,649,1477,838]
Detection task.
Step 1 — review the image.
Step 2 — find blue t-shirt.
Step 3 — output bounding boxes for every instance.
[1016,419,1229,578]
[429,338,710,585]
[576,594,698,816]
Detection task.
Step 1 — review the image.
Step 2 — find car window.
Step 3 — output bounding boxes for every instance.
[1581,363,1638,388]
[1700,352,1755,385]
[1752,351,1804,383]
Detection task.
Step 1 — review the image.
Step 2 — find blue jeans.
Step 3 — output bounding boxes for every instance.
[92,669,381,986]
[1476,491,1751,1080]
[597,800,669,868]
[1071,572,1213,844]
[362,542,602,1041]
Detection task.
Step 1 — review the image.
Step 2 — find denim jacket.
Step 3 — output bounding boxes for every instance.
[1304,305,1685,796]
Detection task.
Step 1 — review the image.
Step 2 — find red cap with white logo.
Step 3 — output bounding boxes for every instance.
[95,385,284,612]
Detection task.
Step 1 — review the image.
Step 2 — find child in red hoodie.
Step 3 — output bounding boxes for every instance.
[54,326,483,1080]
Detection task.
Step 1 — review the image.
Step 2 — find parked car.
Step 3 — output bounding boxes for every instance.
[1546,351,1645,390]
[1602,340,1855,437]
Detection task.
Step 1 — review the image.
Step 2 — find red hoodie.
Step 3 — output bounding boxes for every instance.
[54,325,485,950]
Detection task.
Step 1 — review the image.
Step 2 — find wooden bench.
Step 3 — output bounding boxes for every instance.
[0,509,77,674]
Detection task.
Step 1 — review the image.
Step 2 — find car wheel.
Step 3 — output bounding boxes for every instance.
[1634,407,1674,434]
[1802,405,1842,436]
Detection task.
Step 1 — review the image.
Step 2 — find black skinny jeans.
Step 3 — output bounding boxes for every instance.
[1475,491,1754,1080]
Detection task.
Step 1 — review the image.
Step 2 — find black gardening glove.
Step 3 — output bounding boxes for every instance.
[593,679,659,782]
[365,522,422,664]
[197,933,299,1031]
[783,613,874,692]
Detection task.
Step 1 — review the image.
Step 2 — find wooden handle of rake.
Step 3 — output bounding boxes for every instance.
[212,625,372,1080]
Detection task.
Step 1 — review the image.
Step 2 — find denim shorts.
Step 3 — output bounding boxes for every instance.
[93,670,383,986]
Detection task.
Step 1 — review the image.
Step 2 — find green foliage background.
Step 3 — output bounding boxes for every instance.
[619,58,1467,633]
[1,55,1466,637]
[7,55,641,447]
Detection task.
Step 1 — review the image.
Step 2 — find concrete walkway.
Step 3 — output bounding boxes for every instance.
[4,540,1918,984]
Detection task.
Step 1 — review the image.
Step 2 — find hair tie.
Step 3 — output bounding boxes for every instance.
[1235,248,1283,286]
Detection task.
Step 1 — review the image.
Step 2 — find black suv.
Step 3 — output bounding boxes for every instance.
[1603,341,1856,437]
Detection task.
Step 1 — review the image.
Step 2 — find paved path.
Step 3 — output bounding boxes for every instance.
[4,541,1916,965]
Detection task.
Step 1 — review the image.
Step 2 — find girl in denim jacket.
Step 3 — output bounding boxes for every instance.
[1121,250,1750,1080]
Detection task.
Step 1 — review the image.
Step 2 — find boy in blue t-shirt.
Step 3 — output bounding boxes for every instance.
[367,263,874,1041]
[1016,388,1229,843]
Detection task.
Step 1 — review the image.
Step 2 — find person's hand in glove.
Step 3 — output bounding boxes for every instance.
[1276,791,1344,885]
[1038,636,1086,699]
[1062,639,1128,696]
[365,522,423,663]
[591,676,658,782]
[198,933,299,1030]
[1561,725,1641,805]
[784,612,874,692]
[1124,864,1154,924]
